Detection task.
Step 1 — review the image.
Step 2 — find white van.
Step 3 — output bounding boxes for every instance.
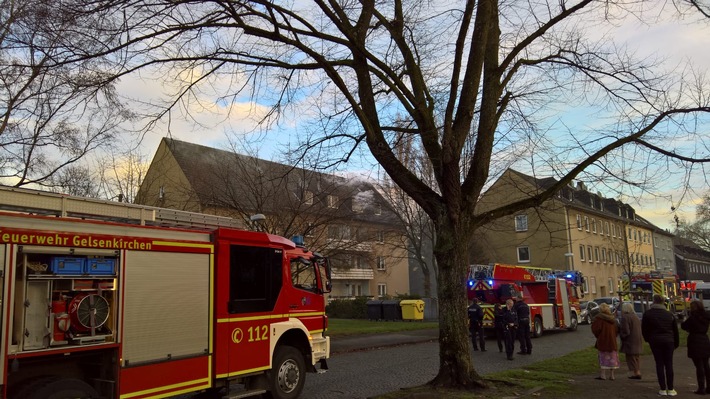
[695,282,710,311]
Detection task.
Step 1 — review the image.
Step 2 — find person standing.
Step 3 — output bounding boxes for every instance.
[643,294,680,397]
[681,300,710,395]
[493,302,505,353]
[591,302,620,380]
[467,297,486,352]
[502,299,518,360]
[619,302,643,379]
[513,293,532,355]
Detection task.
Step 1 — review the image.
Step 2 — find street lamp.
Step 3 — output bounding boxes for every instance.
[250,213,266,232]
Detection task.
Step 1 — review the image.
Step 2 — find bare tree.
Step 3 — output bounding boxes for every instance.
[78,0,710,390]
[0,0,130,187]
[675,193,710,251]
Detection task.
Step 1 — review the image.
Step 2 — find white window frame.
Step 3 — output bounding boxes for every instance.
[579,244,585,261]
[576,214,582,230]
[515,214,528,232]
[304,190,314,205]
[517,246,531,263]
[592,219,597,234]
[378,283,387,297]
[377,256,386,270]
[327,195,338,209]
[590,276,597,294]
[608,277,614,294]
[584,216,590,232]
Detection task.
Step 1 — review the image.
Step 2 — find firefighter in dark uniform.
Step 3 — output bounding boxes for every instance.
[467,297,486,351]
[513,293,532,355]
[493,302,505,352]
[502,298,518,360]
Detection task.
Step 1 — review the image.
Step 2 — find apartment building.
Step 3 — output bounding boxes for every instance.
[135,138,409,300]
[674,237,710,282]
[475,169,667,300]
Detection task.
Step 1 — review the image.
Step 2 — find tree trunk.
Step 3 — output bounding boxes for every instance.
[428,223,486,389]
[423,268,431,298]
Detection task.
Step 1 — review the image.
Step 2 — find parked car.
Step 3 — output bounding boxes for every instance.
[617,300,648,321]
[580,300,600,324]
[594,296,621,313]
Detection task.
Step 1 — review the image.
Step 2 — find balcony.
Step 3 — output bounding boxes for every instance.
[324,239,373,252]
[331,267,374,280]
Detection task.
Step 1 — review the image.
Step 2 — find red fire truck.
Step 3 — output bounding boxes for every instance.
[0,186,331,399]
[467,263,583,337]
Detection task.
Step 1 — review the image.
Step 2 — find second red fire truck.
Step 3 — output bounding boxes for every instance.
[0,186,331,399]
[467,263,583,337]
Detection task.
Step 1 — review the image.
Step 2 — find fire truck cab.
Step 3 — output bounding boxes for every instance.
[0,186,331,399]
[468,263,583,337]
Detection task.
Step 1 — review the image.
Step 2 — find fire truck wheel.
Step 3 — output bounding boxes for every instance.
[14,376,99,399]
[568,313,578,331]
[266,345,306,399]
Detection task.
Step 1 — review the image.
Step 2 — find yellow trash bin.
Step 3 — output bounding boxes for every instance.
[400,299,425,321]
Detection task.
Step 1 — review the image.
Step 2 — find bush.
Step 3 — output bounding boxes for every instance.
[326,297,369,319]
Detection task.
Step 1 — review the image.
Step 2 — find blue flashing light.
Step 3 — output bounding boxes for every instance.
[488,280,493,286]
[291,235,305,247]
[468,280,474,287]
[566,274,572,279]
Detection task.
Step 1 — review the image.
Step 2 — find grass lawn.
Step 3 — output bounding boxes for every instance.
[327,318,439,336]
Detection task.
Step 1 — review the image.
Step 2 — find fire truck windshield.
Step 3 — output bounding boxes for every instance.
[291,257,317,292]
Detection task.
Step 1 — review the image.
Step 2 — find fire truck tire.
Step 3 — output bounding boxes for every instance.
[14,376,99,399]
[568,313,578,331]
[266,345,306,399]
[532,316,543,338]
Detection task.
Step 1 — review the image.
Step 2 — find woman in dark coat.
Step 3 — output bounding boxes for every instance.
[592,302,619,380]
[642,294,680,396]
[681,300,710,394]
[620,302,643,379]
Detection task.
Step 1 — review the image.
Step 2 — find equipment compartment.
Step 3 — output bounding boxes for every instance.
[85,258,116,275]
[50,257,85,275]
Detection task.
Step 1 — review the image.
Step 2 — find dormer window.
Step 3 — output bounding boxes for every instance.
[304,190,313,205]
[327,195,338,208]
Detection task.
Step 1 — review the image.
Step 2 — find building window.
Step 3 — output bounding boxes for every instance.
[608,277,614,294]
[594,247,600,263]
[590,276,597,294]
[303,190,314,205]
[374,203,382,215]
[592,219,597,234]
[584,216,590,232]
[347,283,362,296]
[579,244,585,261]
[605,222,610,236]
[376,230,385,243]
[515,214,528,231]
[378,283,387,297]
[517,246,531,263]
[328,225,351,240]
[587,246,593,262]
[601,248,607,263]
[577,214,582,230]
[327,195,338,208]
[377,257,386,270]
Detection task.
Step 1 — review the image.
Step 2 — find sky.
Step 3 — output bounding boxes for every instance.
[115,1,710,233]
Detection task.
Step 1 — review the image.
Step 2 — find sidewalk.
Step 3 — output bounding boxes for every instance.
[571,348,700,399]
[330,329,701,398]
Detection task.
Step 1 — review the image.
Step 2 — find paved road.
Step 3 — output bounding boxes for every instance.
[300,324,597,399]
